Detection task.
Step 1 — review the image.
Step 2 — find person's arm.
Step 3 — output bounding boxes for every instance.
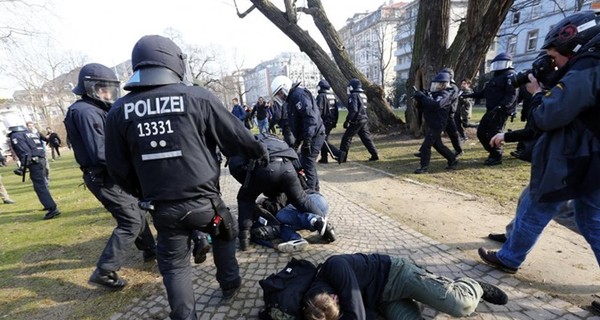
[105,109,141,197]
[74,109,108,166]
[345,94,358,124]
[319,255,367,320]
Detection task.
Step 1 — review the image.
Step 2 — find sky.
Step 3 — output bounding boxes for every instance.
[0,0,386,98]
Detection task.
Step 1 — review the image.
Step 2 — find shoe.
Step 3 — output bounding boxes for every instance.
[3,199,15,204]
[250,225,280,241]
[88,268,128,290]
[478,247,518,274]
[414,167,428,174]
[43,208,61,220]
[312,217,328,236]
[368,155,379,161]
[591,300,600,314]
[323,223,336,243]
[222,284,241,300]
[454,150,464,158]
[477,281,508,305]
[277,239,309,253]
[318,158,328,164]
[446,159,459,170]
[193,236,212,264]
[484,158,502,166]
[413,152,422,158]
[510,151,521,159]
[487,233,507,243]
[337,151,347,165]
[142,249,156,262]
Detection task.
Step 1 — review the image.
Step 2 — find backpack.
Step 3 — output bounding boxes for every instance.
[258,258,319,320]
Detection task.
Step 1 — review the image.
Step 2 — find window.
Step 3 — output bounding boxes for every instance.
[507,36,517,55]
[512,11,520,24]
[531,5,541,19]
[526,30,538,52]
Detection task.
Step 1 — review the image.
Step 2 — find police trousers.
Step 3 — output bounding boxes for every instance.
[151,196,240,320]
[29,160,56,210]
[340,120,378,157]
[83,170,156,272]
[477,108,508,160]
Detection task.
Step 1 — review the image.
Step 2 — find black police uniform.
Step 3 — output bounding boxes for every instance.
[8,127,59,219]
[287,84,325,191]
[106,73,266,319]
[316,88,340,163]
[469,69,518,164]
[228,134,326,249]
[64,95,156,275]
[339,87,378,161]
[444,82,463,155]
[413,89,457,172]
[271,99,295,147]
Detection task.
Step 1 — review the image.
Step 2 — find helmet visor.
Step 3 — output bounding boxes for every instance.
[430,81,448,92]
[85,80,121,104]
[490,60,512,72]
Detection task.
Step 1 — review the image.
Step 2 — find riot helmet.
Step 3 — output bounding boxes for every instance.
[440,67,455,83]
[347,78,363,93]
[430,72,451,92]
[490,53,513,72]
[72,63,121,104]
[541,10,600,56]
[8,125,27,133]
[317,79,331,91]
[124,35,186,90]
[270,75,293,103]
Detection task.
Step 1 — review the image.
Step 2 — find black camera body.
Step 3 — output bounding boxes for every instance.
[510,53,556,88]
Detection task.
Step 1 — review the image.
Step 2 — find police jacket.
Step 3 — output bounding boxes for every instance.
[529,40,600,202]
[413,89,452,131]
[316,90,338,129]
[346,89,368,123]
[105,83,267,201]
[469,69,518,113]
[286,85,324,143]
[305,253,391,320]
[9,130,45,162]
[64,96,110,169]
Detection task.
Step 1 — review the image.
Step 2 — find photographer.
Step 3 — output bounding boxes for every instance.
[463,53,518,166]
[477,12,600,310]
[8,125,60,219]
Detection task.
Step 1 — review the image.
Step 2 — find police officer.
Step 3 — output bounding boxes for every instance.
[315,79,340,164]
[8,125,60,219]
[412,72,458,173]
[338,78,379,163]
[64,63,157,290]
[228,133,334,251]
[439,68,463,157]
[105,35,267,320]
[271,76,325,191]
[464,53,518,165]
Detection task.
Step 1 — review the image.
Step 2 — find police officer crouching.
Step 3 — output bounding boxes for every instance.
[8,125,60,219]
[105,35,267,320]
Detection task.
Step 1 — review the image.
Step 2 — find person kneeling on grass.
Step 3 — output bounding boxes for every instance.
[303,253,507,320]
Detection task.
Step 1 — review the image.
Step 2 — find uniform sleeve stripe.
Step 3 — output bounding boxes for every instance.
[141,150,182,161]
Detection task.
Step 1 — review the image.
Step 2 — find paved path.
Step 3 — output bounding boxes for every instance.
[110,166,600,320]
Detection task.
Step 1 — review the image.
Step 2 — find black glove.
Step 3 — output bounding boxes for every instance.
[301,140,312,157]
[343,121,349,129]
[413,91,426,100]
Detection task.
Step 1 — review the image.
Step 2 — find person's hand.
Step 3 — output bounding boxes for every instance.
[489,133,505,148]
[413,91,426,100]
[343,121,349,129]
[301,140,312,157]
[525,73,542,95]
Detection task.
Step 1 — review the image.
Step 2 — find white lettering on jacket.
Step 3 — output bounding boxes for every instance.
[124,96,185,120]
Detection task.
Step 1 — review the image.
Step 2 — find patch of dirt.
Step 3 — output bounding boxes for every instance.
[318,162,600,308]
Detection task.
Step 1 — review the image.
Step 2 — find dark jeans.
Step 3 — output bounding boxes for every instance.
[29,160,56,210]
[50,145,60,160]
[83,171,155,271]
[340,120,378,157]
[152,197,240,320]
[419,128,455,168]
[477,108,508,160]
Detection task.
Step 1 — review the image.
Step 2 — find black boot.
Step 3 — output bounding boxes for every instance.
[192,235,211,264]
[239,230,250,251]
[477,281,508,305]
[88,268,127,290]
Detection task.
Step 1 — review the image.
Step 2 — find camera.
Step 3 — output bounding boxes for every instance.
[510,53,556,88]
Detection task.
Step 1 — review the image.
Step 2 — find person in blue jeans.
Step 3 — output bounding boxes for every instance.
[303,253,507,320]
[478,11,600,277]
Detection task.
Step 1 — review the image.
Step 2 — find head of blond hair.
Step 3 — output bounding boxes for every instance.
[303,293,340,320]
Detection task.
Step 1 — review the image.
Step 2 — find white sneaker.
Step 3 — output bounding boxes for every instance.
[277,239,309,253]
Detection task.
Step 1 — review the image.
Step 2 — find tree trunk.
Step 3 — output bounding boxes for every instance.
[245,0,402,132]
[405,0,514,137]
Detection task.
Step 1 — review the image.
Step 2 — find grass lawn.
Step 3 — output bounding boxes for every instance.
[0,105,530,319]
